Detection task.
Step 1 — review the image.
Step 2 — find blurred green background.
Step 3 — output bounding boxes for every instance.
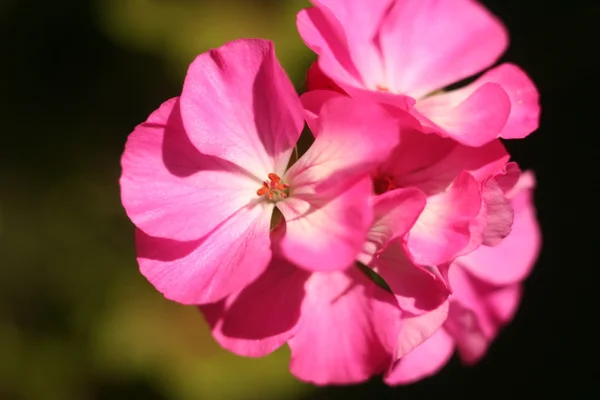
[0,1,315,399]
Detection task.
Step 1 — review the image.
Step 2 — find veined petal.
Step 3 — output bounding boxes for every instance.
[392,300,450,360]
[297,0,393,90]
[300,89,345,136]
[297,7,362,89]
[180,39,304,179]
[463,63,540,139]
[199,257,308,357]
[388,134,510,196]
[479,176,516,246]
[406,172,482,266]
[374,240,450,315]
[135,201,273,304]
[276,177,373,272]
[414,83,511,147]
[444,265,522,365]
[444,266,499,364]
[458,172,540,285]
[384,328,454,385]
[379,0,508,99]
[360,188,427,263]
[288,269,399,385]
[286,96,400,193]
[120,97,259,241]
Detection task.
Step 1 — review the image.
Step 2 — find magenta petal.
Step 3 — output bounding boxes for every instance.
[300,89,346,135]
[277,177,373,272]
[458,172,541,285]
[297,0,393,90]
[286,96,401,192]
[135,202,273,304]
[393,300,450,360]
[288,269,399,385]
[479,177,515,246]
[476,63,540,139]
[297,7,363,89]
[390,135,510,196]
[415,82,511,147]
[179,39,304,179]
[379,0,508,98]
[406,171,482,265]
[120,97,260,241]
[199,258,308,357]
[384,328,454,385]
[374,240,450,315]
[361,188,427,262]
[444,265,519,364]
[279,97,402,272]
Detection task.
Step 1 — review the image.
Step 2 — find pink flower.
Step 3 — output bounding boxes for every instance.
[200,179,451,385]
[302,91,516,269]
[297,0,540,147]
[386,172,541,384]
[120,39,401,305]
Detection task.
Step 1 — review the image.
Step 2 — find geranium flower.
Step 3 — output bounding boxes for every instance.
[297,0,540,146]
[302,91,517,269]
[200,179,451,385]
[386,172,541,384]
[120,39,401,304]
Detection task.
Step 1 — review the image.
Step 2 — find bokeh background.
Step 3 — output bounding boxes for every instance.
[0,0,583,399]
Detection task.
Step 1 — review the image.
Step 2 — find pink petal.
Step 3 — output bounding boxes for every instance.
[276,177,373,272]
[494,162,521,194]
[486,284,522,324]
[406,171,482,265]
[444,266,496,364]
[473,63,540,139]
[179,39,304,179]
[300,89,415,140]
[384,328,454,385]
[279,97,402,272]
[135,202,273,304]
[393,300,450,359]
[374,240,450,315]
[479,177,515,246]
[387,134,510,196]
[444,300,488,364]
[414,82,511,147]
[457,173,541,285]
[288,269,399,385]
[120,98,260,241]
[378,0,508,99]
[199,258,308,357]
[360,188,427,263]
[297,7,362,90]
[297,0,392,90]
[297,3,415,110]
[445,264,524,365]
[286,96,401,192]
[299,89,345,136]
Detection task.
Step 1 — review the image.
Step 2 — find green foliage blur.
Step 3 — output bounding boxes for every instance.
[0,0,318,398]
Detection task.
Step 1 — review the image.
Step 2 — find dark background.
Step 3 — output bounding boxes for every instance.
[0,0,580,399]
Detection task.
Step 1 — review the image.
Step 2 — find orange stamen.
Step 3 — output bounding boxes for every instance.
[257,173,289,201]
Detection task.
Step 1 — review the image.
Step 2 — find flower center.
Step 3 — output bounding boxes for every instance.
[373,175,397,195]
[257,173,289,202]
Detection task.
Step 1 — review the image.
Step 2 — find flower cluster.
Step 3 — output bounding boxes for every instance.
[120,0,541,385]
